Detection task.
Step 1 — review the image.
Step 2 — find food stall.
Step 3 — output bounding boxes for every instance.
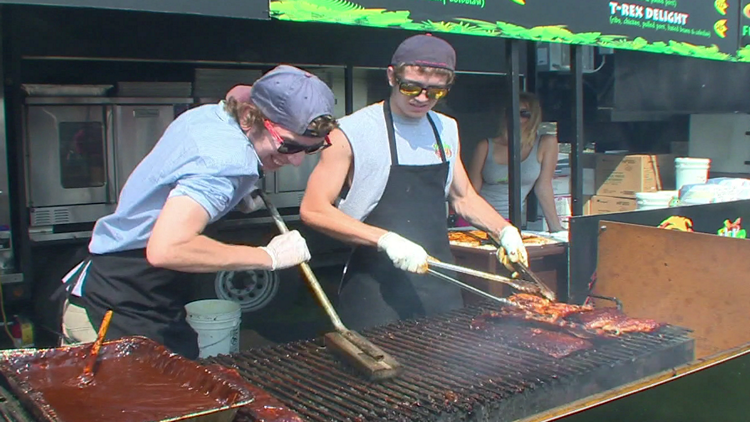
[3,219,733,422]
[0,215,748,421]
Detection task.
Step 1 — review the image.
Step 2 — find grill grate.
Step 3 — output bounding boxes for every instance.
[0,304,694,422]
[209,304,694,422]
[0,384,35,422]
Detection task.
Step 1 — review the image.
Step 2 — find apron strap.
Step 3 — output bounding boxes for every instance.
[382,99,447,165]
[383,99,400,166]
[426,113,447,163]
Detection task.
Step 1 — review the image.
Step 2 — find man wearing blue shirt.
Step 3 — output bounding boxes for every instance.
[60,65,337,358]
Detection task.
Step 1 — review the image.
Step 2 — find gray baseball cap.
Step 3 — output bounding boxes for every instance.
[391,34,456,71]
[250,65,335,136]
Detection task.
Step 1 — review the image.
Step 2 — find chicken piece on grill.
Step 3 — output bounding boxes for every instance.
[568,308,662,334]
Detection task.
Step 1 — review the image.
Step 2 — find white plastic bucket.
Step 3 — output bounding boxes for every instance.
[185,299,241,358]
[636,190,678,210]
[675,157,711,191]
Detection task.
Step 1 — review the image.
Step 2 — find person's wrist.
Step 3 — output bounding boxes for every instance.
[257,246,276,270]
[499,225,520,238]
[377,231,395,251]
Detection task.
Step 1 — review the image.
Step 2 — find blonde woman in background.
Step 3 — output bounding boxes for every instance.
[468,92,565,233]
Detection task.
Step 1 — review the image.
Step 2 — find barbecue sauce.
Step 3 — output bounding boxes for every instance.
[1,338,254,422]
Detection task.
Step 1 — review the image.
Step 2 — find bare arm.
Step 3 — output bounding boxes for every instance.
[449,140,513,235]
[300,129,387,247]
[146,196,273,272]
[533,135,565,232]
[467,138,488,193]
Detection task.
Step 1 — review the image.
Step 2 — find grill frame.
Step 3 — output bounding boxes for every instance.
[208,303,695,422]
[0,304,695,422]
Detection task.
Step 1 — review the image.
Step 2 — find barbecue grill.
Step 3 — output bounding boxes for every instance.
[210,303,693,422]
[0,301,694,422]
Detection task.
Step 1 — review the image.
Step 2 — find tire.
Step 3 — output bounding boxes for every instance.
[187,267,304,320]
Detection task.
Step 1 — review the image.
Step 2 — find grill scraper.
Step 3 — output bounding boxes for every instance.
[258,191,403,382]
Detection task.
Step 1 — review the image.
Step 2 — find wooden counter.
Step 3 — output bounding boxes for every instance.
[450,241,568,304]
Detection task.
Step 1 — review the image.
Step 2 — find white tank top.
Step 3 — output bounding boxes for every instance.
[479,137,542,219]
[337,102,460,221]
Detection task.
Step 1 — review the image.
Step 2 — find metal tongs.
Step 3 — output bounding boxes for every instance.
[425,257,549,307]
[487,232,557,301]
[511,260,556,301]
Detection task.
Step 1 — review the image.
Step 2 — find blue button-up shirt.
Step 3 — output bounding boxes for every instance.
[89,102,261,254]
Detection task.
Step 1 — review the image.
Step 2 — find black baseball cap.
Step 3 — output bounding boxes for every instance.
[391,34,456,71]
[250,65,335,136]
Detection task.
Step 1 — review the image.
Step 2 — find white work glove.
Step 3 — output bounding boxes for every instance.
[377,232,429,274]
[236,189,265,214]
[496,226,529,274]
[259,230,311,270]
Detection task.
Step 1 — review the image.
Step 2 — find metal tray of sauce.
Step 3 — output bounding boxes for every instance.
[0,336,255,422]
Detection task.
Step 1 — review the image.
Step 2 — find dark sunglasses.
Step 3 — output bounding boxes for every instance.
[520,110,532,119]
[396,78,451,100]
[264,120,331,155]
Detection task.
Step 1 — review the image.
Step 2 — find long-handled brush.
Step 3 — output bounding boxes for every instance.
[258,191,403,381]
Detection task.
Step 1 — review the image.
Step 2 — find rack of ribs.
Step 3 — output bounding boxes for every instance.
[471,294,664,339]
[507,294,594,321]
[475,323,594,358]
[471,308,607,338]
[568,308,662,334]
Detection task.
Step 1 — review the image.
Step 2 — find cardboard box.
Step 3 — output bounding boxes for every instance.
[595,154,676,198]
[589,195,637,214]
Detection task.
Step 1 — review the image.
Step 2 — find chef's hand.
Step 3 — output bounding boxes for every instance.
[377,232,429,274]
[236,189,265,214]
[260,230,311,270]
[496,226,529,274]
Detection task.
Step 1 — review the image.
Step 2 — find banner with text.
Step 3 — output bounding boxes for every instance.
[271,0,740,61]
[739,0,750,60]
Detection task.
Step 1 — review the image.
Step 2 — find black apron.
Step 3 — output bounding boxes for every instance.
[67,249,199,359]
[337,100,464,331]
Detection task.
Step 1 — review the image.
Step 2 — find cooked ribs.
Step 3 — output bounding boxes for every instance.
[471,294,664,345]
[473,308,606,338]
[568,308,662,334]
[473,321,593,358]
[507,294,594,321]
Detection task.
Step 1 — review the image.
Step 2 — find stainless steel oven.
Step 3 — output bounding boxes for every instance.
[112,104,178,195]
[24,97,192,241]
[26,104,112,208]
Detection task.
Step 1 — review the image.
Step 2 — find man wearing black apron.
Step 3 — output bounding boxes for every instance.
[59,66,338,358]
[300,35,529,331]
